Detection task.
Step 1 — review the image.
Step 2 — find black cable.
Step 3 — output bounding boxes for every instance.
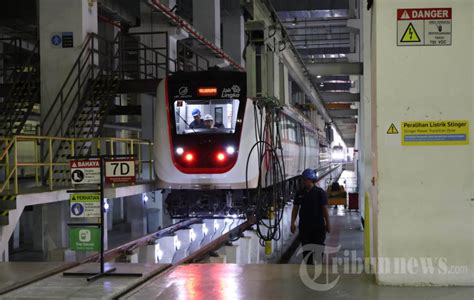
[245,98,287,245]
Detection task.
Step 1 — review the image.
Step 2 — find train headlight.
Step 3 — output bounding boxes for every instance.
[226,146,235,155]
[176,147,184,155]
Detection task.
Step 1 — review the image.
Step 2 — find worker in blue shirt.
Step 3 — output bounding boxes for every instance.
[291,168,331,265]
[189,108,205,129]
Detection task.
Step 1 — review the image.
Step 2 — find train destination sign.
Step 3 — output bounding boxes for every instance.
[397,8,452,46]
[401,120,469,146]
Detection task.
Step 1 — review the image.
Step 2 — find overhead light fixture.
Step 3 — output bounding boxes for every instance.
[320,83,325,87]
[316,75,322,79]
[292,17,297,26]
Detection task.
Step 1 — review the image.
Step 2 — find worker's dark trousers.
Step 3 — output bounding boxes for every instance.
[299,229,326,265]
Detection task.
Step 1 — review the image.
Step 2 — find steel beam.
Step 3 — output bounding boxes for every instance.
[319,92,360,102]
[329,109,358,117]
[307,62,362,76]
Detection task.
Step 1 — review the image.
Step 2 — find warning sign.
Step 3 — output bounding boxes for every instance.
[387,123,399,134]
[70,193,101,218]
[70,159,100,185]
[401,120,469,146]
[400,23,421,43]
[397,8,452,46]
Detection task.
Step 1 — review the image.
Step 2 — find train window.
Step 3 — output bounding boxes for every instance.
[174,99,240,134]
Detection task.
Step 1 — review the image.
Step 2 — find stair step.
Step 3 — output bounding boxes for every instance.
[0,211,8,226]
[0,195,16,210]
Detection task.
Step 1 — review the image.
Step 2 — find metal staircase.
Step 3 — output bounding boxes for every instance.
[41,32,172,186]
[0,40,40,136]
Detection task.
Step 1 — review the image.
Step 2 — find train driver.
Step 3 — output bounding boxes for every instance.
[189,108,205,129]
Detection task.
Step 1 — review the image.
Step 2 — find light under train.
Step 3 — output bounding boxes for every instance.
[154,70,331,217]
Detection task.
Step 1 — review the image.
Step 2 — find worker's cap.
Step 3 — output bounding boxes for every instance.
[302,168,317,180]
[204,114,214,121]
[192,108,201,117]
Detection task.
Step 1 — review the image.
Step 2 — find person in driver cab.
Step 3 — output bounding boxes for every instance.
[203,114,215,129]
[189,108,205,129]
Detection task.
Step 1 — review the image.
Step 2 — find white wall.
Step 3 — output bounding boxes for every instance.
[373,0,473,285]
[39,0,98,123]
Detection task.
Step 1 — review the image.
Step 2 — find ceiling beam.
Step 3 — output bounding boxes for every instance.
[329,109,358,117]
[319,92,360,102]
[307,62,362,76]
[325,103,352,110]
[272,0,349,12]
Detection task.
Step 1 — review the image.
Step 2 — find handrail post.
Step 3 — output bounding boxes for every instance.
[48,138,53,190]
[34,138,39,187]
[137,142,142,178]
[148,141,152,180]
[13,137,18,195]
[109,139,114,156]
[6,140,10,191]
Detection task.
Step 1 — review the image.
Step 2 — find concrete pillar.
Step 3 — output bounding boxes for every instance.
[13,220,20,249]
[188,223,205,254]
[235,236,251,264]
[222,0,244,66]
[32,205,46,253]
[112,197,124,224]
[39,0,98,125]
[155,235,175,264]
[373,1,473,285]
[193,0,221,48]
[221,244,239,263]
[244,229,261,264]
[45,202,68,252]
[172,228,192,263]
[126,194,147,238]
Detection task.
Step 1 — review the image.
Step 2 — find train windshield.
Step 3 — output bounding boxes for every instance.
[174,99,240,134]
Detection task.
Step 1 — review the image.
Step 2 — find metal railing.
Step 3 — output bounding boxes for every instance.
[41,33,119,138]
[0,135,154,195]
[0,38,38,84]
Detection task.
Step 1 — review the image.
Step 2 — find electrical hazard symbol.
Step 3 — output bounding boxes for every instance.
[400,23,421,43]
[387,123,399,134]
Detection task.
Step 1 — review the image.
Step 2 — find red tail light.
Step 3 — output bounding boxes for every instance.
[185,153,194,162]
[216,152,226,162]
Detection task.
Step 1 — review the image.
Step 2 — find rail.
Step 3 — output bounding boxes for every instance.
[0,135,154,195]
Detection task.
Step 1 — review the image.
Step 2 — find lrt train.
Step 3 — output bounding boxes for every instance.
[154,70,331,218]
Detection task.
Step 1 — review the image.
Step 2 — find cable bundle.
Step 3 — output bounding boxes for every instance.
[245,97,287,246]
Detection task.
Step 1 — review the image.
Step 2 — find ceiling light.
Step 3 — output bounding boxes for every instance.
[292,17,297,26]
[316,75,322,79]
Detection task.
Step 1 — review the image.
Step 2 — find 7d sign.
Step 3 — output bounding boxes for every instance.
[105,159,136,184]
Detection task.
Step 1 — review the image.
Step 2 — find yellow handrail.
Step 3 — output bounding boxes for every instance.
[0,135,154,195]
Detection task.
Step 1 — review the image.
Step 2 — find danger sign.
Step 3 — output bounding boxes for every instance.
[397,8,452,46]
[70,159,100,185]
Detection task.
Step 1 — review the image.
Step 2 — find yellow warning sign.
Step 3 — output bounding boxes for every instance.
[400,23,421,43]
[387,123,399,134]
[401,120,470,146]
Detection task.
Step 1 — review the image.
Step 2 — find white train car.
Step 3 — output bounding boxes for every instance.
[154,71,325,217]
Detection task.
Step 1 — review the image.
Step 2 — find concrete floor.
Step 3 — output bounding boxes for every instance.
[123,264,474,300]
